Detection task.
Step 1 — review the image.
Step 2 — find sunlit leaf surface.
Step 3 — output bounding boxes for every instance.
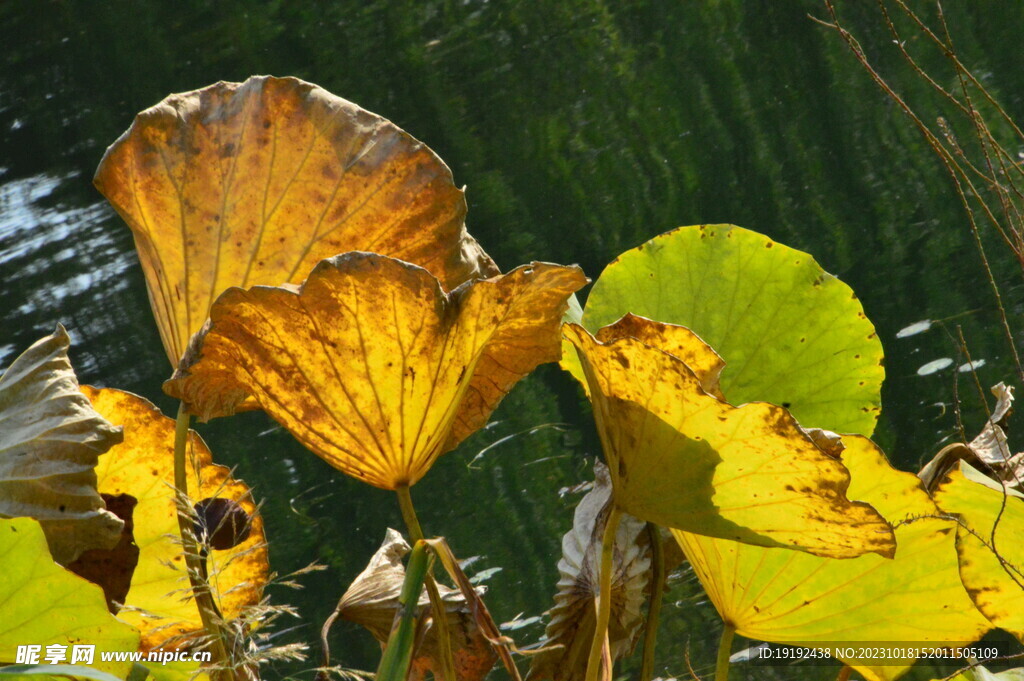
[82,386,268,651]
[95,75,498,366]
[527,463,650,681]
[941,668,1024,681]
[934,462,1024,642]
[571,224,883,435]
[137,660,208,681]
[165,253,586,490]
[564,318,893,558]
[0,325,124,565]
[0,518,140,679]
[674,436,992,681]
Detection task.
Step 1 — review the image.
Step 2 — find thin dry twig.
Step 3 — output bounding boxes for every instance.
[819,0,1024,383]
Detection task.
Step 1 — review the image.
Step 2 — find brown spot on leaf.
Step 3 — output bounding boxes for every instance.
[66,493,140,615]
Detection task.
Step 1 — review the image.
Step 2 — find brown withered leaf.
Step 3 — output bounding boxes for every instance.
[338,529,497,681]
[164,253,587,490]
[0,325,124,564]
[528,463,650,681]
[919,383,1024,491]
[83,385,269,651]
[95,75,498,367]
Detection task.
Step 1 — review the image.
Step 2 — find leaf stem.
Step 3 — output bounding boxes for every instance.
[584,505,622,681]
[394,484,455,681]
[395,484,424,542]
[714,623,735,681]
[174,402,230,676]
[376,540,430,681]
[639,522,665,681]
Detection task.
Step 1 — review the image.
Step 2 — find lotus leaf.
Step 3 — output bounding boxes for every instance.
[934,462,1024,642]
[0,518,139,679]
[0,325,124,565]
[65,493,139,614]
[942,668,1024,681]
[674,436,992,681]
[94,75,498,367]
[567,224,883,435]
[0,664,123,681]
[137,661,207,681]
[82,386,268,651]
[564,318,894,558]
[164,253,586,490]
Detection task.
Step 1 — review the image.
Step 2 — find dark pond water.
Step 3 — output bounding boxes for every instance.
[3,2,1024,679]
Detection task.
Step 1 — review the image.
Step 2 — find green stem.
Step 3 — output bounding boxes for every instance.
[714,623,736,681]
[584,506,622,681]
[396,484,425,541]
[174,403,230,676]
[639,522,665,681]
[376,541,430,681]
[394,485,456,681]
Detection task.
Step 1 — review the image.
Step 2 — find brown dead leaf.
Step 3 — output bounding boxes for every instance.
[0,325,124,564]
[919,383,1024,491]
[337,529,497,681]
[95,75,498,367]
[527,463,650,681]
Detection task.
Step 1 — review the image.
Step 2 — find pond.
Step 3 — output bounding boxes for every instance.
[3,2,1024,679]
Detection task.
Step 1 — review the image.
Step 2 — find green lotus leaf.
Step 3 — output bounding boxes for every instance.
[0,664,123,681]
[674,435,992,681]
[567,224,883,435]
[0,518,139,679]
[934,462,1024,642]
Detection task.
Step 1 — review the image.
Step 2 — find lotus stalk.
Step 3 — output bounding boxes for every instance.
[173,404,230,675]
[714,624,735,681]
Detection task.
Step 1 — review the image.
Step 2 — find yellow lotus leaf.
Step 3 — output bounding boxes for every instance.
[94,75,498,367]
[164,253,587,490]
[82,386,269,651]
[934,462,1024,642]
[138,660,209,681]
[674,436,992,681]
[563,318,894,558]
[941,668,1024,681]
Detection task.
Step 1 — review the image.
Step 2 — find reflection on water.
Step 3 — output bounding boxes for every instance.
[0,172,161,386]
[2,1,1024,679]
[916,358,954,377]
